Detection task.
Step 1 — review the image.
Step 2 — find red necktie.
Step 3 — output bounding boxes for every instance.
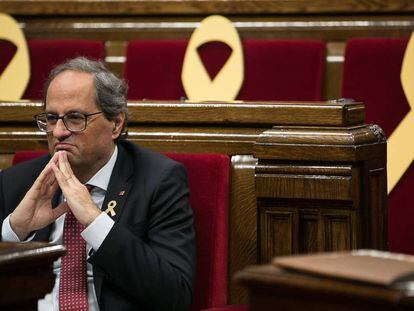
[59,185,93,310]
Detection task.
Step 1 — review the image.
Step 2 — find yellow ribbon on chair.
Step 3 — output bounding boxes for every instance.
[388,31,414,193]
[0,13,30,101]
[181,15,244,101]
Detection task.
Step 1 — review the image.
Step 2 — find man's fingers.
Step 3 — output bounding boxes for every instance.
[47,177,59,196]
[51,162,68,189]
[48,173,57,187]
[58,151,70,175]
[32,152,59,190]
[62,151,75,176]
[32,164,53,191]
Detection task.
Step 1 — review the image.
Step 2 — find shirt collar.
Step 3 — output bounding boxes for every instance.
[85,145,118,192]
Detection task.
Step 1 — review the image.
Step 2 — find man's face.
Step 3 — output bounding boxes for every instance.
[45,70,121,179]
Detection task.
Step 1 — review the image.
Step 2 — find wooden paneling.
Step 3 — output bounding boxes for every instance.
[368,168,387,249]
[260,208,296,262]
[258,204,358,260]
[322,211,353,251]
[299,211,319,253]
[254,115,386,264]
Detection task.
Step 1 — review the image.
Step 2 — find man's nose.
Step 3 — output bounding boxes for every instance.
[52,119,71,139]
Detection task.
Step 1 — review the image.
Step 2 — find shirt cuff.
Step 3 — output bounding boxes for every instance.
[81,212,114,251]
[2,215,35,242]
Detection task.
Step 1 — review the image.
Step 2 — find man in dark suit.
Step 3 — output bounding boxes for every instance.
[0,57,195,310]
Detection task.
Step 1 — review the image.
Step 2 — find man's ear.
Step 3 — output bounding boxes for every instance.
[111,112,125,139]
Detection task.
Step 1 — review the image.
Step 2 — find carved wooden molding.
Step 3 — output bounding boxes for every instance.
[253,124,387,161]
[1,0,414,15]
[0,100,364,126]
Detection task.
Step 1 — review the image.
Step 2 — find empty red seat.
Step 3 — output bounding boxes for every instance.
[124,39,325,101]
[23,39,104,100]
[341,38,413,254]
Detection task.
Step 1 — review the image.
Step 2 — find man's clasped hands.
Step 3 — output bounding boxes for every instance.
[10,151,101,240]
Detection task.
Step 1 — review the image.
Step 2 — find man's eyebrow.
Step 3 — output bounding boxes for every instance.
[44,109,86,115]
[66,109,86,114]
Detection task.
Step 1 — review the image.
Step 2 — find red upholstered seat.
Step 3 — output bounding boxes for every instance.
[12,150,244,311]
[341,38,413,254]
[12,150,48,165]
[124,39,325,101]
[238,39,325,101]
[124,40,187,100]
[164,153,230,311]
[23,40,104,100]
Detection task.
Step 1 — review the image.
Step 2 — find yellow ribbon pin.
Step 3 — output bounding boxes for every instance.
[105,200,117,217]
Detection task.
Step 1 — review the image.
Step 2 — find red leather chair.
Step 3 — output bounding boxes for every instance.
[341,38,413,254]
[12,150,246,311]
[22,39,104,100]
[124,39,325,101]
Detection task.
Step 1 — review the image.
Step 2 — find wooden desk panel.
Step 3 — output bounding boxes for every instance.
[0,242,65,310]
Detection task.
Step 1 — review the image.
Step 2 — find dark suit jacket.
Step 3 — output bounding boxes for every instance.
[0,140,196,311]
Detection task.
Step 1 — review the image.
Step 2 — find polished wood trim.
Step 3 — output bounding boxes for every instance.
[0,242,65,270]
[17,16,414,43]
[254,125,387,161]
[0,101,365,126]
[228,155,258,303]
[2,0,414,15]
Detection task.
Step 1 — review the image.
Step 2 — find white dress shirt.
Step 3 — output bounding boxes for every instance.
[1,146,118,311]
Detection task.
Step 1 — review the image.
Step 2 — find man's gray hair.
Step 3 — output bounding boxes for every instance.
[43,57,128,139]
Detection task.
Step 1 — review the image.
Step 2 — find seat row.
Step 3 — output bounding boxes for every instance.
[1,38,412,255]
[1,39,326,101]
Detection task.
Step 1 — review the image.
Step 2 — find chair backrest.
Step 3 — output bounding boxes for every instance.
[124,39,325,101]
[165,153,229,311]
[341,38,413,254]
[12,150,230,310]
[12,150,48,165]
[23,39,104,100]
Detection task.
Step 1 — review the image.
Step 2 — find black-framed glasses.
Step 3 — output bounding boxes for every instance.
[34,111,104,133]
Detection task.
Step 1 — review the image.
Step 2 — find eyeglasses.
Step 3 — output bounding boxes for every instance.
[34,111,104,133]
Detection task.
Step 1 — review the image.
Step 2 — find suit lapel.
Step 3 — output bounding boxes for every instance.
[94,142,134,305]
[101,181,132,222]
